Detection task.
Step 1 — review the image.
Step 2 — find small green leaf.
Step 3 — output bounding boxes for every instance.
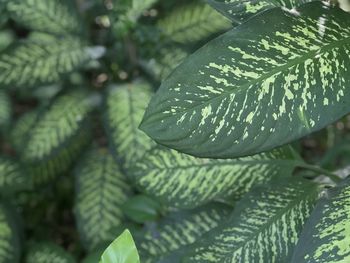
[158,2,231,44]
[0,158,31,195]
[22,91,93,185]
[141,2,350,159]
[6,0,82,35]
[74,149,132,251]
[132,146,299,208]
[104,83,155,171]
[206,0,311,23]
[0,91,11,130]
[100,230,140,263]
[122,195,161,224]
[182,178,322,262]
[25,242,75,263]
[292,176,350,262]
[137,203,231,262]
[0,203,21,263]
[0,37,92,89]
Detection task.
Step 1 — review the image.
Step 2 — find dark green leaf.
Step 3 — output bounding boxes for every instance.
[100,230,140,263]
[122,195,161,223]
[182,178,321,262]
[132,146,300,208]
[0,91,11,130]
[141,2,350,159]
[292,176,350,262]
[25,242,75,263]
[74,149,132,251]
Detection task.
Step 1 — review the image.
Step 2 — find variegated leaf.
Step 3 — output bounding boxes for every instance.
[140,2,350,159]
[182,178,322,262]
[22,92,93,185]
[6,0,82,35]
[0,158,30,195]
[0,203,20,263]
[0,37,91,89]
[292,177,350,262]
[132,146,300,208]
[158,2,231,44]
[25,242,75,263]
[206,0,312,23]
[137,203,231,262]
[104,83,155,171]
[74,149,132,251]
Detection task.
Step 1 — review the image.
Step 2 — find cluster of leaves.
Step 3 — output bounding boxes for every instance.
[0,0,350,263]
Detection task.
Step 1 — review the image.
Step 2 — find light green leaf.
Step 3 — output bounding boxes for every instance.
[6,0,82,35]
[0,91,11,130]
[137,203,231,262]
[292,176,350,262]
[158,2,231,45]
[0,37,92,89]
[25,242,75,263]
[0,158,30,195]
[100,230,140,263]
[140,2,350,159]
[131,146,299,208]
[182,178,322,262]
[104,83,155,171]
[206,0,311,23]
[0,203,21,263]
[22,92,93,185]
[74,149,132,251]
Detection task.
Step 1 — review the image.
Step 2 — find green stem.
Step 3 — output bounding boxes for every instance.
[298,163,342,183]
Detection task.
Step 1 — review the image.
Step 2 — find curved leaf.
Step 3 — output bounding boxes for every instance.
[100,230,140,263]
[0,91,11,130]
[74,149,132,251]
[206,0,311,23]
[137,203,231,262]
[6,0,82,35]
[22,92,93,185]
[132,146,299,208]
[104,83,155,170]
[292,177,350,262]
[140,2,350,159]
[0,158,30,195]
[25,242,75,263]
[0,203,21,263]
[182,178,322,262]
[0,37,91,89]
[158,2,231,44]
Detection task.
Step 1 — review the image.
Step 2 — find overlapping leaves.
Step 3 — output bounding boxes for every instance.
[25,242,75,263]
[141,2,350,159]
[132,146,300,208]
[74,149,132,251]
[183,178,322,262]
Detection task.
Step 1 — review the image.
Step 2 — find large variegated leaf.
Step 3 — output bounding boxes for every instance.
[0,158,30,195]
[25,242,75,263]
[0,203,21,263]
[137,203,231,262]
[206,0,311,23]
[6,0,82,35]
[158,2,231,44]
[0,91,11,130]
[182,178,322,262]
[132,146,300,208]
[0,37,91,89]
[140,2,350,159]
[22,92,93,185]
[100,230,140,263]
[104,83,155,171]
[292,177,350,262]
[74,149,132,251]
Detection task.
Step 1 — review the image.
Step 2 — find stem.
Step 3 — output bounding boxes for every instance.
[298,163,342,183]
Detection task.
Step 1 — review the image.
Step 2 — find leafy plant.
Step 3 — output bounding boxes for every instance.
[1,0,350,262]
